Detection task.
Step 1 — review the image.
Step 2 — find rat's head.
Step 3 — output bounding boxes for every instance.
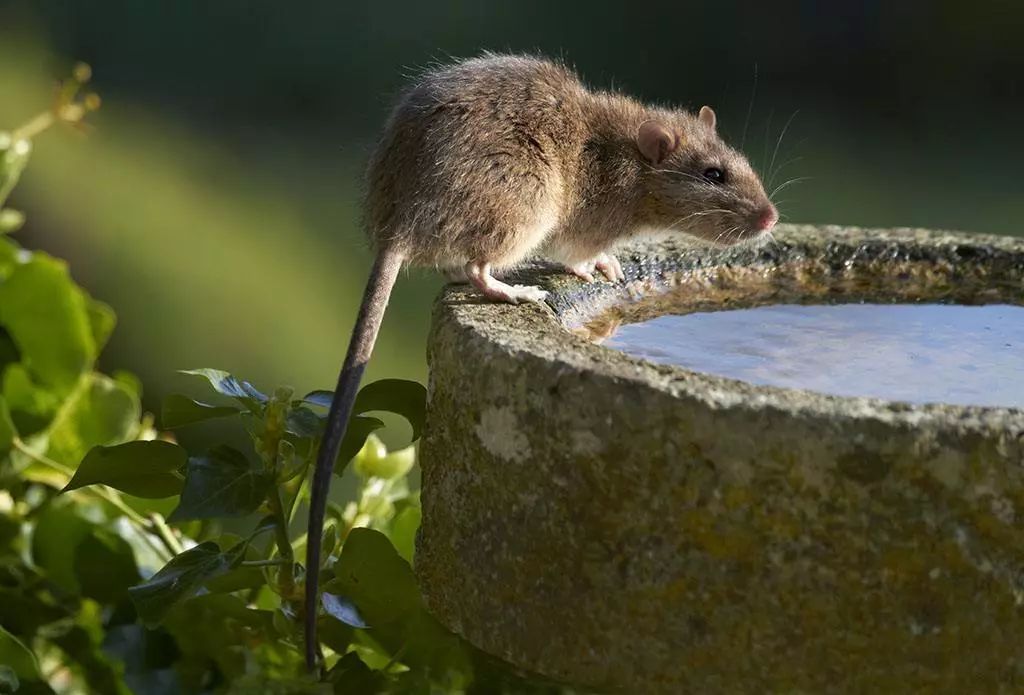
[636,106,777,245]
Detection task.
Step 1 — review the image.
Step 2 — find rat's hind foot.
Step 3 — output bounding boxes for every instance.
[564,253,624,283]
[466,262,548,305]
[504,284,549,303]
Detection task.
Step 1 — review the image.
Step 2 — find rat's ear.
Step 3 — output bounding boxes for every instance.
[637,120,678,165]
[698,105,717,131]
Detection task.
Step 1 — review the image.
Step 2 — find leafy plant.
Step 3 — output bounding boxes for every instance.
[0,67,565,693]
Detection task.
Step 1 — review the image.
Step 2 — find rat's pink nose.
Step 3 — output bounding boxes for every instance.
[756,205,779,232]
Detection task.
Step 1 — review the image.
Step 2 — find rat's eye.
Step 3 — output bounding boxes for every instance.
[703,167,726,184]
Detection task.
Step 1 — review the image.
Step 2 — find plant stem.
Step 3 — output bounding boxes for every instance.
[267,486,294,562]
[286,464,309,524]
[382,642,409,674]
[10,112,54,142]
[149,513,184,555]
[241,558,291,568]
[267,484,296,598]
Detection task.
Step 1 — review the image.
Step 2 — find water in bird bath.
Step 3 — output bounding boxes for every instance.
[603,303,1024,408]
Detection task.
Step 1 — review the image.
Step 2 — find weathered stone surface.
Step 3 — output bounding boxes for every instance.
[415,225,1024,693]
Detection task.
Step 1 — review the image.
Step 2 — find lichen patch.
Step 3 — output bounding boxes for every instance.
[475,406,532,462]
[570,429,603,456]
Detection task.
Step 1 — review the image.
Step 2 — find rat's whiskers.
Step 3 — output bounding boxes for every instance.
[767,110,800,190]
[770,176,810,200]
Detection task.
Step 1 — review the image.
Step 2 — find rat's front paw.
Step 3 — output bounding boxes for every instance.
[565,261,596,283]
[565,253,624,283]
[594,253,624,282]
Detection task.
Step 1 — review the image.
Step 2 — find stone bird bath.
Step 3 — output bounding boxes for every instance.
[415,225,1024,692]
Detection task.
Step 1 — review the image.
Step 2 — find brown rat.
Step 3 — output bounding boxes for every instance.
[304,52,778,669]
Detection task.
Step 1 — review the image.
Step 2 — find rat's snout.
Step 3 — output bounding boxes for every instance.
[755,205,779,232]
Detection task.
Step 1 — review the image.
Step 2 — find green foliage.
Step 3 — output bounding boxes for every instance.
[0,626,39,683]
[129,542,247,628]
[0,78,565,694]
[160,394,239,428]
[64,441,185,498]
[328,528,471,679]
[168,446,272,521]
[180,368,267,408]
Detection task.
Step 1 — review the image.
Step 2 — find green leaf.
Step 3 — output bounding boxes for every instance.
[320,521,338,560]
[161,393,239,429]
[388,505,421,564]
[306,378,427,440]
[284,406,320,438]
[0,514,17,553]
[301,390,333,409]
[0,582,66,640]
[45,373,141,466]
[353,439,415,481]
[333,415,384,476]
[73,527,141,603]
[0,330,19,372]
[168,445,272,522]
[202,564,266,595]
[86,298,116,354]
[0,665,17,693]
[0,626,40,682]
[180,368,267,404]
[48,617,133,695]
[316,615,355,656]
[322,593,369,629]
[64,441,186,498]
[354,379,427,440]
[0,238,21,280]
[0,208,24,234]
[330,528,418,624]
[0,135,31,208]
[31,504,95,594]
[110,514,170,576]
[2,363,58,437]
[276,439,305,483]
[327,528,469,673]
[202,540,265,594]
[0,396,16,453]
[112,370,143,399]
[0,253,95,393]
[328,652,389,694]
[128,541,245,627]
[224,674,325,695]
[159,593,279,689]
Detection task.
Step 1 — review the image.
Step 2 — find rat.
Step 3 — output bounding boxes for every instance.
[304,52,778,669]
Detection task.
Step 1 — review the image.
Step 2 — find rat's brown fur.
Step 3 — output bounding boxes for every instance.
[305,53,778,671]
[366,53,774,270]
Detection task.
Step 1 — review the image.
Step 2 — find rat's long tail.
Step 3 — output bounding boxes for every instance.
[304,246,404,671]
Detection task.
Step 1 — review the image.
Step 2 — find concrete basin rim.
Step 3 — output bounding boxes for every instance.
[437,224,1024,433]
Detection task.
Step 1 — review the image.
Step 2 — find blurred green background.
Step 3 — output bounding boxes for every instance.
[0,1,1021,428]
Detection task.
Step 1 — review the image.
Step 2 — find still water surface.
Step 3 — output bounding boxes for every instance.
[604,304,1024,408]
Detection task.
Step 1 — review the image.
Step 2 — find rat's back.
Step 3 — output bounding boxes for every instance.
[364,54,588,268]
